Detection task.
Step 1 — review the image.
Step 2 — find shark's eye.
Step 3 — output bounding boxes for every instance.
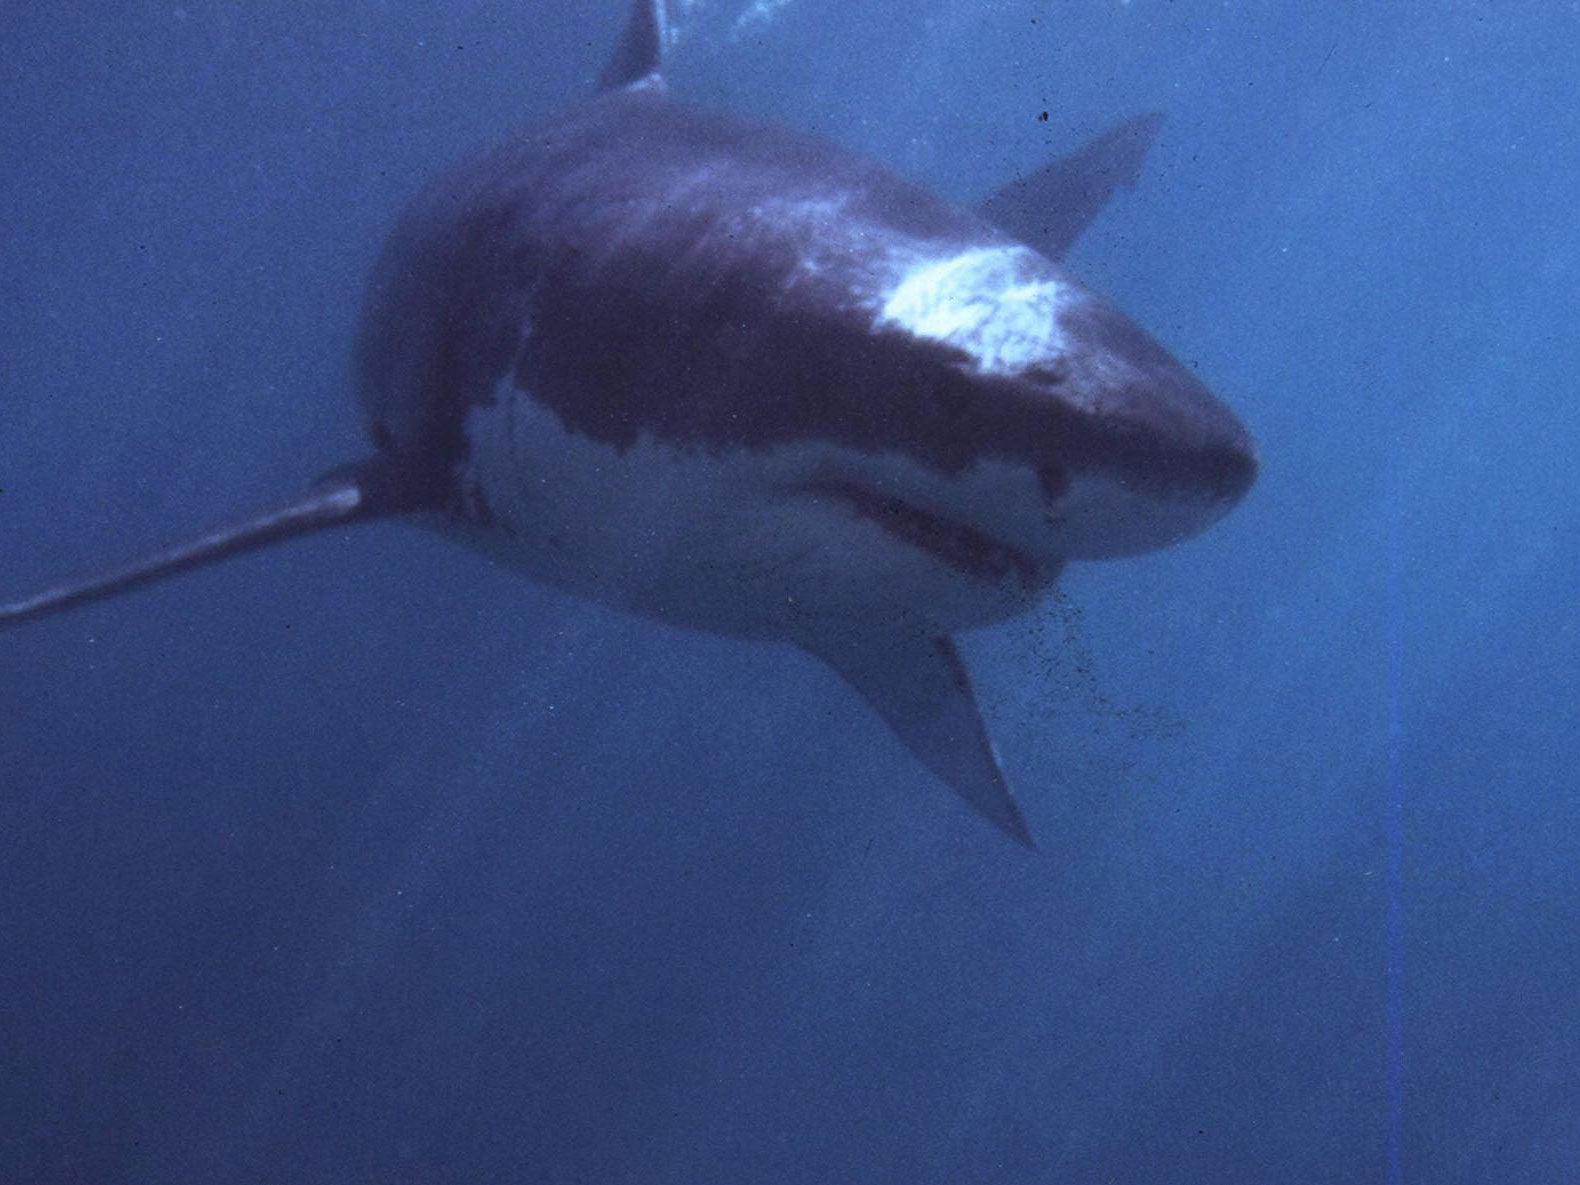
[371,422,395,450]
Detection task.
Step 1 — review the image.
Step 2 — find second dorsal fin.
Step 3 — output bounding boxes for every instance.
[598,0,667,92]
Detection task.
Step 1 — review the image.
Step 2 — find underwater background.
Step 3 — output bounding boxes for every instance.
[2,1,1576,1180]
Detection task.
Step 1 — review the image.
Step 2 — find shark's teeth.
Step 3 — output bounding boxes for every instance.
[804,481,1042,590]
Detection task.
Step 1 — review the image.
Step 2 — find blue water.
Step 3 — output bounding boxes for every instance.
[3,2,1576,1180]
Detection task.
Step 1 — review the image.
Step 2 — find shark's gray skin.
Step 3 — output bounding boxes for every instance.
[1,0,1255,846]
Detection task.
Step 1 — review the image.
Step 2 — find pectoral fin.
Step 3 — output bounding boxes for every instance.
[0,455,426,628]
[804,633,1034,848]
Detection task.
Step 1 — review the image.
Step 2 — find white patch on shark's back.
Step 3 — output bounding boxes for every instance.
[875,245,1074,375]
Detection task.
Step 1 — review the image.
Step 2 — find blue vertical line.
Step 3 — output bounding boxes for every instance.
[1387,510,1406,1185]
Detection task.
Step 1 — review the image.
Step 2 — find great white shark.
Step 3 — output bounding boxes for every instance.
[1,0,1255,846]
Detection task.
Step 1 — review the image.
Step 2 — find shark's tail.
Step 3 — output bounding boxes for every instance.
[0,455,418,628]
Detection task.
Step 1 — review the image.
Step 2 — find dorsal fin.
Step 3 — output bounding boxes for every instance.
[978,111,1165,261]
[597,0,667,92]
[0,456,427,628]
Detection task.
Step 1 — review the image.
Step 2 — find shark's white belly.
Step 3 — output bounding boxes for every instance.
[440,380,1051,640]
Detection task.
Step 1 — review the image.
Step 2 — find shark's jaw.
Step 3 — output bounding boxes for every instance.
[441,382,1063,641]
[792,480,1047,593]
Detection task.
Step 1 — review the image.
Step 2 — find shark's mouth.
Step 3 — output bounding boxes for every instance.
[808,481,1042,589]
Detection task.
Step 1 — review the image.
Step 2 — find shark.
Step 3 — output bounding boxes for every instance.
[0,0,1256,846]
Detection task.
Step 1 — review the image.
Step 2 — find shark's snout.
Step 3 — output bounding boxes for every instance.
[1015,291,1255,560]
[1057,297,1256,496]
[869,241,1253,563]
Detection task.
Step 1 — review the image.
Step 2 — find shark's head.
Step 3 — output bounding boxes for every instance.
[861,240,1256,568]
